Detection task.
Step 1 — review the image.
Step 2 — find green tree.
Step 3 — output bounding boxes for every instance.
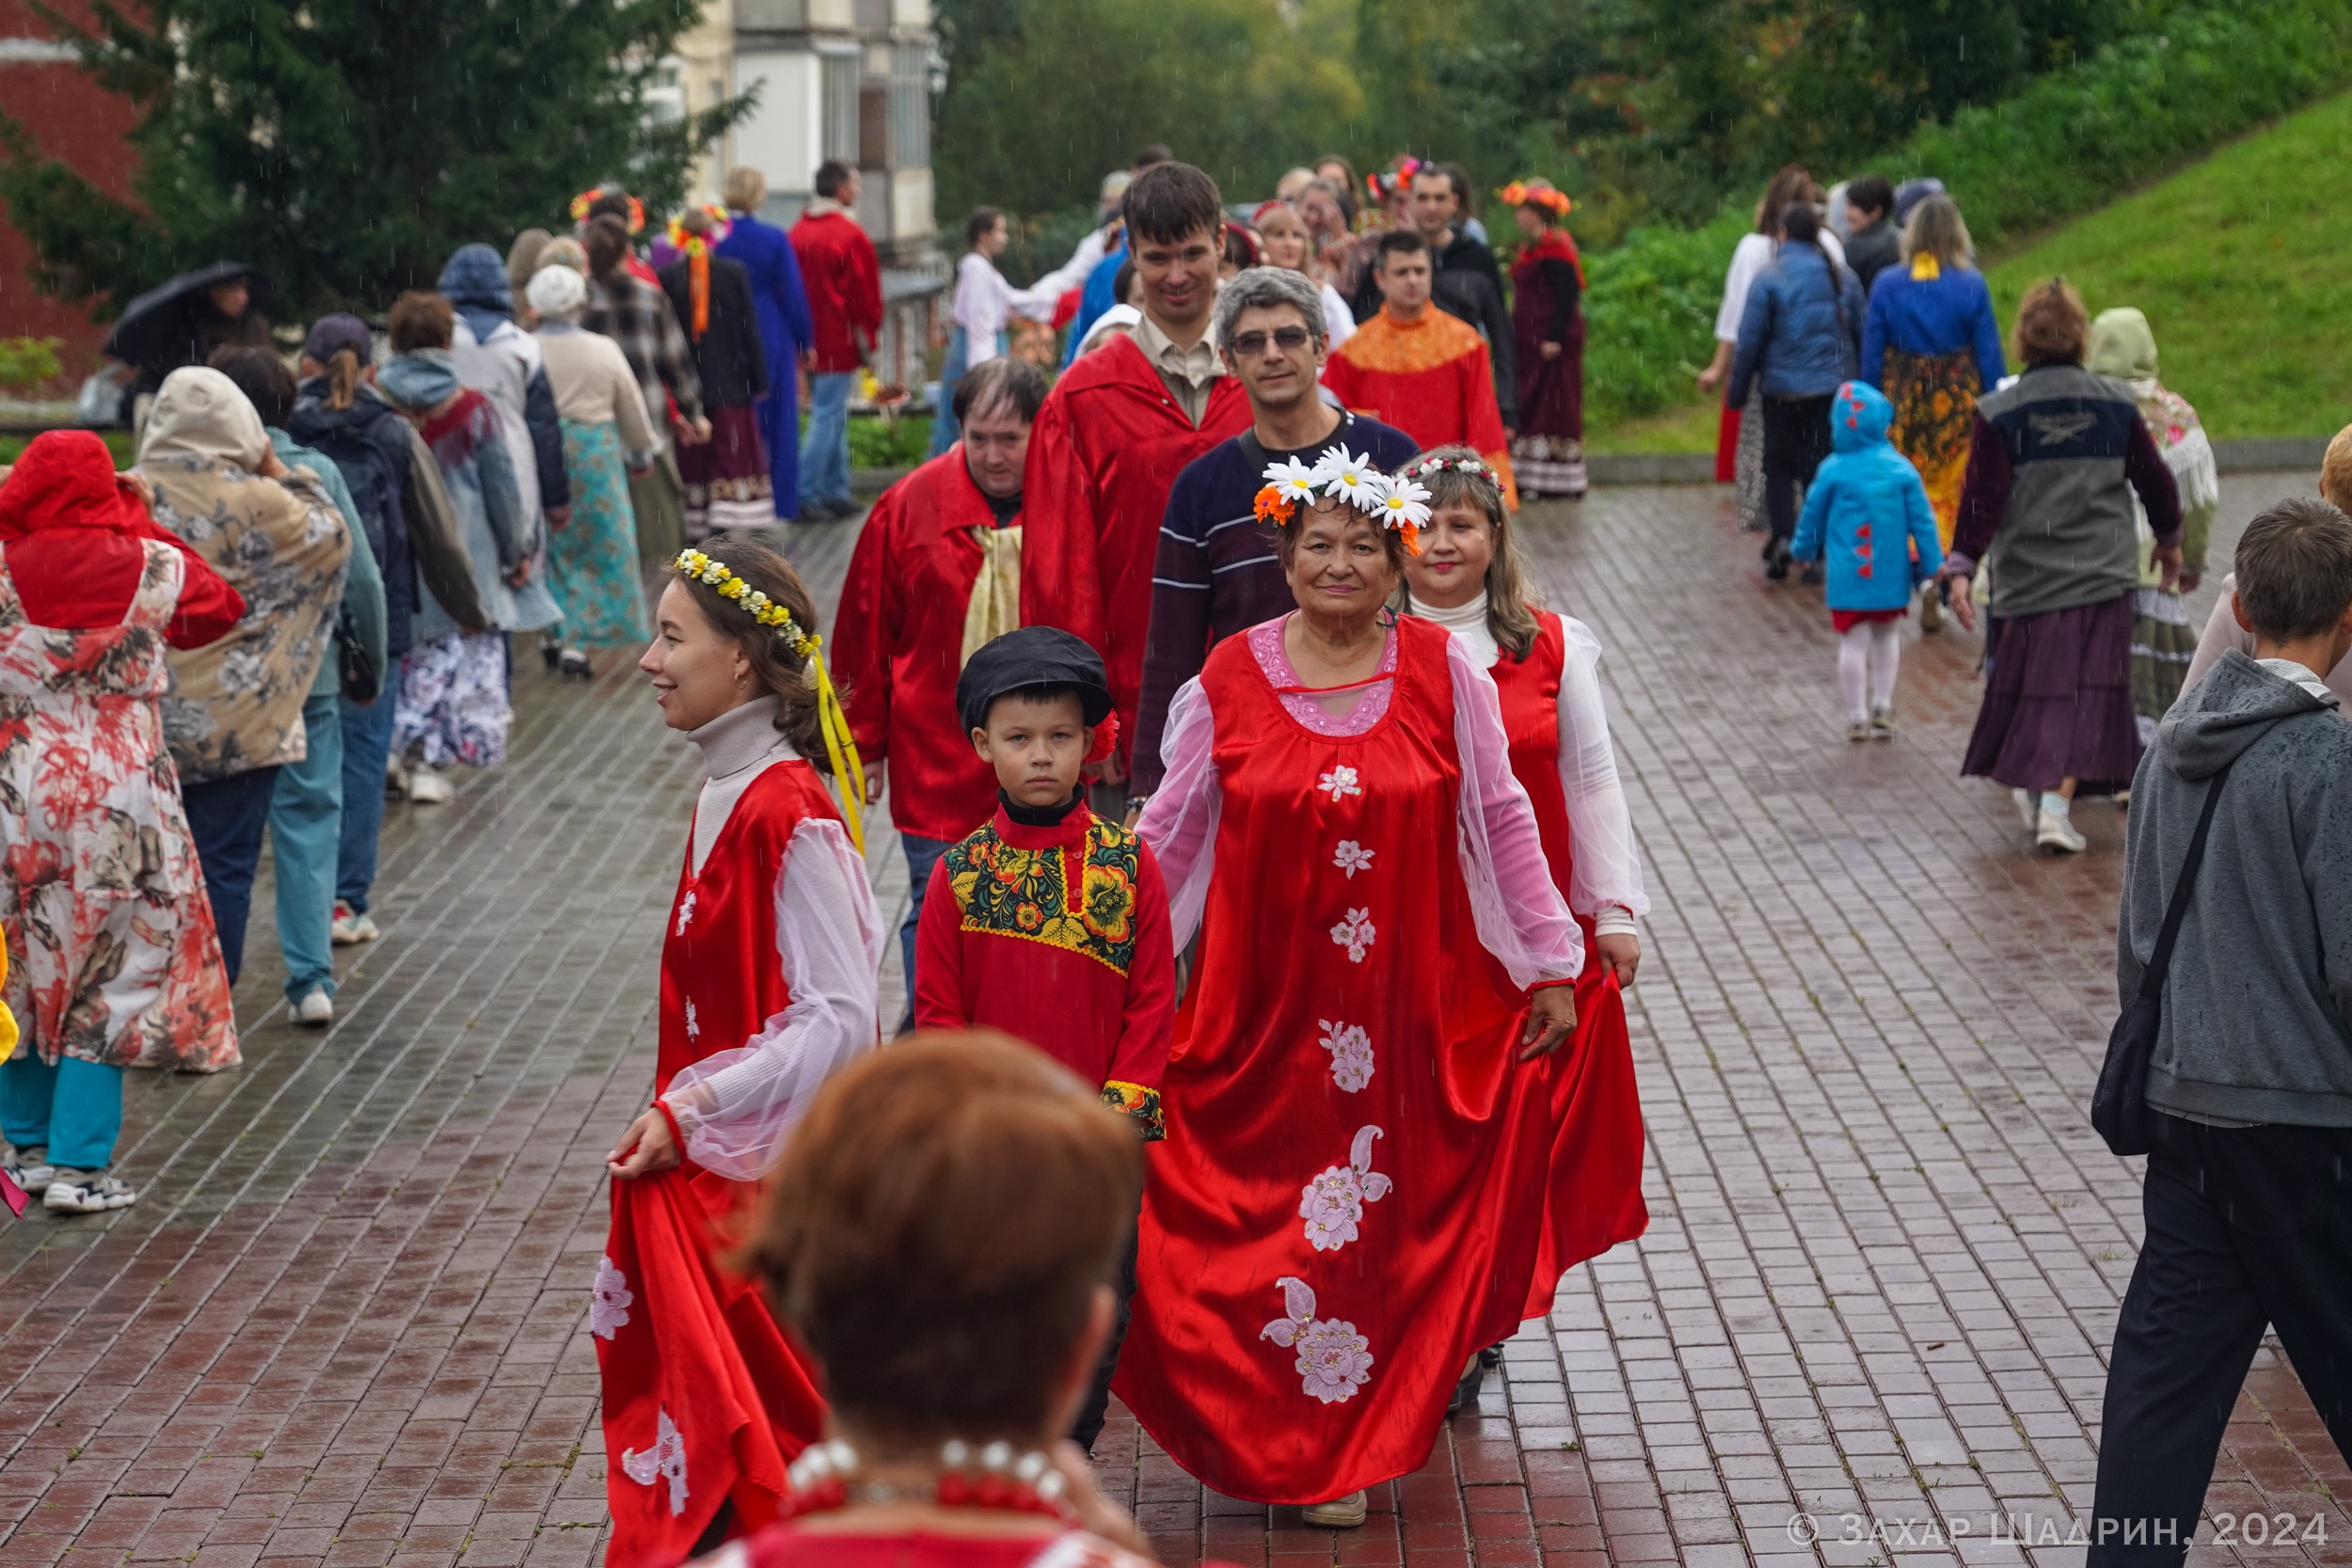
[0,0,744,321]
[931,0,1362,222]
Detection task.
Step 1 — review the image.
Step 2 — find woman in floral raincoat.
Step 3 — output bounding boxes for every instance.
[0,432,246,1213]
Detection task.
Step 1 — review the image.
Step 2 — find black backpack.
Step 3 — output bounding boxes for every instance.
[287,390,416,663]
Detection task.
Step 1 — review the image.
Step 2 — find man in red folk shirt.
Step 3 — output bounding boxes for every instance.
[832,356,1050,1025]
[1020,161,1250,800]
[788,160,882,520]
[1323,228,1521,509]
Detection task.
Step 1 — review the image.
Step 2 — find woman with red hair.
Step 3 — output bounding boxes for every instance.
[0,432,244,1214]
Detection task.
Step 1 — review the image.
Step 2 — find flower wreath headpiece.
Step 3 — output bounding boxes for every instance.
[665,205,734,336]
[1497,180,1573,217]
[1404,453,1501,487]
[672,549,867,854]
[1252,443,1430,555]
[569,186,646,234]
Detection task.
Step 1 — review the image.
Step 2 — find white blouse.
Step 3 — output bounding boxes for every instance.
[953,251,1058,367]
[1136,620,1585,990]
[659,698,884,1180]
[1407,593,1646,937]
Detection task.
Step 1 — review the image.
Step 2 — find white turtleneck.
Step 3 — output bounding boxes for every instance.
[660,694,884,1179]
[1405,590,1646,936]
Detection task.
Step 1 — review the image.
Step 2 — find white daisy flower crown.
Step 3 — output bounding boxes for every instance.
[1252,442,1428,550]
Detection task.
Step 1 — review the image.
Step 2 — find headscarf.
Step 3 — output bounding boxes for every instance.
[506,230,552,299]
[140,366,270,471]
[2088,307,2220,517]
[437,243,515,342]
[0,431,147,540]
[526,263,588,323]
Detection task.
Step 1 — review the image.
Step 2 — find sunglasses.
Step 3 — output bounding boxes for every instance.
[1229,326,1313,356]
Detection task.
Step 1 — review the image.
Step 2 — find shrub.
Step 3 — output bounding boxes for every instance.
[0,337,64,393]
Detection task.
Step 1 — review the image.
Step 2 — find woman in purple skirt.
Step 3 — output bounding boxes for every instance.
[1935,279,2181,855]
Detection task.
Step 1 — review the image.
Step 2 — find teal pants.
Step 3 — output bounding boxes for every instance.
[269,690,344,1002]
[1,1053,124,1169]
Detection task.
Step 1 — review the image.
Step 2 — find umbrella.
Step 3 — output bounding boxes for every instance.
[102,261,269,371]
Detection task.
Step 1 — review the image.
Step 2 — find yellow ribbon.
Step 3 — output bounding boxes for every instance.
[804,641,866,857]
[960,524,1024,667]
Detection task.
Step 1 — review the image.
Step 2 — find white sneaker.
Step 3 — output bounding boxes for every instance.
[2036,806,2087,854]
[1869,705,1898,737]
[405,767,454,804]
[1847,719,1871,743]
[293,988,334,1027]
[330,900,378,945]
[44,1168,136,1212]
[2,1142,55,1192]
[1302,1491,1367,1528]
[2012,788,2040,830]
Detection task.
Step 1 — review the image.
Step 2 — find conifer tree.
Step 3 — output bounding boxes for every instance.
[0,0,744,318]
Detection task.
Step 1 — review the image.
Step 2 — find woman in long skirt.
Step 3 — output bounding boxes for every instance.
[660,208,772,534]
[528,263,656,677]
[1502,181,1588,499]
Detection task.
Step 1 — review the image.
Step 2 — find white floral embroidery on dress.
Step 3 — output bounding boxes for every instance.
[685,999,701,1040]
[1318,1020,1374,1092]
[1317,765,1363,803]
[621,1406,690,1515]
[591,1256,634,1339]
[1330,908,1375,963]
[675,890,696,935]
[1332,841,1375,879]
[1299,1126,1393,1251]
[1260,1276,1374,1403]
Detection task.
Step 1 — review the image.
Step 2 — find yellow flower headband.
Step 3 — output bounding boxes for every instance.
[671,549,867,855]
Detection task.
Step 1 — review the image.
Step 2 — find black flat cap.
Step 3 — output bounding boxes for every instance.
[957,626,1115,734]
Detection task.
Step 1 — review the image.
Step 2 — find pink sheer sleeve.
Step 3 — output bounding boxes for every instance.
[1445,634,1583,988]
[1134,677,1221,952]
[660,817,884,1180]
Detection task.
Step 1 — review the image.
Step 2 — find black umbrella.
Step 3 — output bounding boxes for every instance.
[102,261,270,371]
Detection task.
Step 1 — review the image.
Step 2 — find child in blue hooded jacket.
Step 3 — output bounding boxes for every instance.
[1790,381,1943,739]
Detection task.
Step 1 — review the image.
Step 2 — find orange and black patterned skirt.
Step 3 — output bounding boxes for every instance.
[1883,347,1981,548]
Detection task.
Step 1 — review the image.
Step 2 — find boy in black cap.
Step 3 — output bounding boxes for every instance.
[914,625,1174,1451]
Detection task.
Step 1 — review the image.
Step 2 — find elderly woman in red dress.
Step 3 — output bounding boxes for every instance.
[1127,442,1585,1527]
[598,536,882,1567]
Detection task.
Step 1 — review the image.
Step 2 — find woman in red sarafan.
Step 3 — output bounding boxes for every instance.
[599,537,882,1568]
[1501,180,1589,501]
[1127,444,1584,1523]
[688,1033,1240,1568]
[1398,446,1649,1335]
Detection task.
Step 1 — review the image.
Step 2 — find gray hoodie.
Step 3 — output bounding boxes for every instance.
[2120,649,2352,1125]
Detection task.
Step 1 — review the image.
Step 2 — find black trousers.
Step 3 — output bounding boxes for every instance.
[1070,1193,1142,1455]
[2090,1111,2352,1566]
[1761,393,1834,549]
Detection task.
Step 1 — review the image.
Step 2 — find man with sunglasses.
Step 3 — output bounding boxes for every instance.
[1126,266,1419,811]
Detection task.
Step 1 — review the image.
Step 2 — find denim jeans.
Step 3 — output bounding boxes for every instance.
[183,766,282,985]
[269,690,345,1002]
[337,691,399,914]
[799,372,854,509]
[2,1053,124,1170]
[898,832,956,1033]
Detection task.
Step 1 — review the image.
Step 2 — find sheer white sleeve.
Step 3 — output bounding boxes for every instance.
[1555,615,1648,928]
[1134,677,1221,953]
[660,817,883,1180]
[1446,635,1584,988]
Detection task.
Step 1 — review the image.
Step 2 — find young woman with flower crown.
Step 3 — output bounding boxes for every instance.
[597,536,883,1568]
[1125,444,1588,1527]
[1398,445,1650,1388]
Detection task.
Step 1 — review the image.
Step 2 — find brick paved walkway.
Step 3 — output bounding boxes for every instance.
[3,473,2346,1568]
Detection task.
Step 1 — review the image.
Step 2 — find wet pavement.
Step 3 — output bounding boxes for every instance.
[1,471,2344,1568]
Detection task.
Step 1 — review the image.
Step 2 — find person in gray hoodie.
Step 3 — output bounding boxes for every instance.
[2092,496,2352,1567]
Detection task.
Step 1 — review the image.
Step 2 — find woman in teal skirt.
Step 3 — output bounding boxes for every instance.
[528,263,656,676]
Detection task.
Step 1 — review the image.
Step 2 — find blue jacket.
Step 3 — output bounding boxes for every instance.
[1063,242,1129,367]
[1727,243,1865,404]
[1789,382,1943,611]
[718,212,816,407]
[1859,262,2006,392]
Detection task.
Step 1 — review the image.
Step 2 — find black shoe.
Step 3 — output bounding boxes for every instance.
[1478,1343,1503,1370]
[538,637,561,670]
[1446,1355,1489,1418]
[559,649,593,681]
[1763,536,1790,579]
[1800,561,1822,586]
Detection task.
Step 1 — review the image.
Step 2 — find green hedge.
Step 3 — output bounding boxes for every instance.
[1581,0,2352,427]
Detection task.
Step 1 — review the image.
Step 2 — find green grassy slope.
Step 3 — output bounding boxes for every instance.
[1985,87,2352,438]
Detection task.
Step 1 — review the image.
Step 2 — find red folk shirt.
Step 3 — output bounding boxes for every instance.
[832,450,1004,844]
[1019,332,1249,772]
[788,207,883,373]
[914,800,1174,1139]
[1320,307,1521,509]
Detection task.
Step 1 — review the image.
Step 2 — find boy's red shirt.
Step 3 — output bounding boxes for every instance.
[914,798,1174,1139]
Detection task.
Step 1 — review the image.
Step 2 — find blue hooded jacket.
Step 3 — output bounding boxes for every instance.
[1789,381,1943,612]
[1727,240,1866,404]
